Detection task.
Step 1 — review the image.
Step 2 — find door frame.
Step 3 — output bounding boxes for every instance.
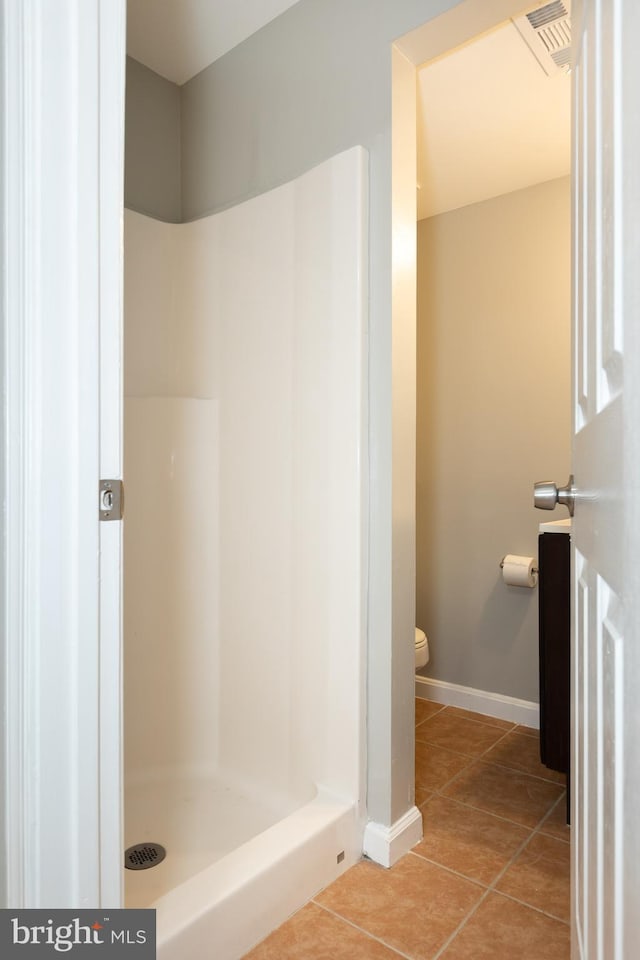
[391,0,560,816]
[1,0,125,907]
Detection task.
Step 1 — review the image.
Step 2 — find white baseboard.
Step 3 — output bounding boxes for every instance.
[415,676,539,728]
[363,806,423,868]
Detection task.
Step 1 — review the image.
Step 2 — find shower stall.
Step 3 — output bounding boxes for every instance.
[123,147,368,959]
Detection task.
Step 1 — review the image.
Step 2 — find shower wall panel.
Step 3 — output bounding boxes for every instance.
[124,398,219,777]
[124,146,367,817]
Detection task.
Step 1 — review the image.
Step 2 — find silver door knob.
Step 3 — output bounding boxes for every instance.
[534,475,575,517]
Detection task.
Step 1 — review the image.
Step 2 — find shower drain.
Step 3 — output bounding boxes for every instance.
[124,843,167,871]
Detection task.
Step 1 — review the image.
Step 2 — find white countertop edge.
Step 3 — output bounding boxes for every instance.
[538,517,572,533]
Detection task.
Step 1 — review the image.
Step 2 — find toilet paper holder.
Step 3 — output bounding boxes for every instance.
[499,556,539,575]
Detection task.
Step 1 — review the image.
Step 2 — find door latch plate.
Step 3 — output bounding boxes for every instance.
[99,479,124,521]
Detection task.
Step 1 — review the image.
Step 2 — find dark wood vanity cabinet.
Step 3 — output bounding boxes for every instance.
[538,531,571,777]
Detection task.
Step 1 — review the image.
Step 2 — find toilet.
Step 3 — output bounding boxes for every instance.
[415,627,429,670]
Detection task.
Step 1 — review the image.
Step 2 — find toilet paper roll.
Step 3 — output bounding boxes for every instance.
[501,554,538,588]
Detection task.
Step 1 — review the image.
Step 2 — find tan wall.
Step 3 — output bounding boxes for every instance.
[416,176,571,702]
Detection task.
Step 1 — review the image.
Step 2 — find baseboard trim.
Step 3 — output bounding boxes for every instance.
[363,806,423,868]
[415,676,539,728]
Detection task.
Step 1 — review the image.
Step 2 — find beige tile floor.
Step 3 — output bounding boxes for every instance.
[243,700,570,960]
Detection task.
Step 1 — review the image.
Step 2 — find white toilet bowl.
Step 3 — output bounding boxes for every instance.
[415,627,429,670]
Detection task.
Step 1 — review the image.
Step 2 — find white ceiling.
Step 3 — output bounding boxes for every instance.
[417,19,571,220]
[126,0,300,85]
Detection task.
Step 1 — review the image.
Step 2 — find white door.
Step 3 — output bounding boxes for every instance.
[2,0,126,907]
[572,1,640,957]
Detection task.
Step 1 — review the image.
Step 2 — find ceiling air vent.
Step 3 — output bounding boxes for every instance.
[513,1,571,77]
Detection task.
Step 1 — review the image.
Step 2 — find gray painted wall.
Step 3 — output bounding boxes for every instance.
[180,0,427,220]
[125,57,181,223]
[416,177,571,702]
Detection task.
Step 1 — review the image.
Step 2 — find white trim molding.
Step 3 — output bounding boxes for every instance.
[97,0,126,909]
[363,806,423,869]
[2,0,125,908]
[415,676,540,728]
